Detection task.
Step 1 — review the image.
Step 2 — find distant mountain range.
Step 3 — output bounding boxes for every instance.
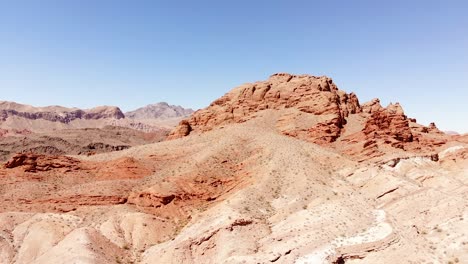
[0,101,194,134]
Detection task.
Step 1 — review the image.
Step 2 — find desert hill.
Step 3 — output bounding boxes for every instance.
[0,74,466,264]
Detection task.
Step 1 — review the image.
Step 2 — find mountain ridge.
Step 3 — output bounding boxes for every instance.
[0,100,193,133]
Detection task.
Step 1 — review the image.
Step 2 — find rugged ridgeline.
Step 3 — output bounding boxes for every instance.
[0,101,124,123]
[0,101,126,134]
[169,73,447,161]
[0,101,193,134]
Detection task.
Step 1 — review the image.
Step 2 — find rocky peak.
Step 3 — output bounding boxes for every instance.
[168,73,448,161]
[125,102,194,120]
[426,122,443,134]
[363,108,413,143]
[362,98,383,113]
[168,73,361,141]
[85,106,125,119]
[386,103,405,115]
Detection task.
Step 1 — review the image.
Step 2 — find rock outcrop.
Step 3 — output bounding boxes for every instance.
[169,73,361,143]
[362,106,413,143]
[4,153,82,172]
[359,101,412,149]
[169,73,447,161]
[362,98,383,114]
[166,120,192,140]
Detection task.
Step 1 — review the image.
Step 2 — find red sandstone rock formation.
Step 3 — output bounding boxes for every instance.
[169,73,449,161]
[169,73,361,143]
[362,107,413,143]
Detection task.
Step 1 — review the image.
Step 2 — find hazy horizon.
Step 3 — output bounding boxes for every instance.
[0,1,467,132]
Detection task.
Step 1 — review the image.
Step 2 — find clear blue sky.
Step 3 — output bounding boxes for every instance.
[0,1,466,132]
